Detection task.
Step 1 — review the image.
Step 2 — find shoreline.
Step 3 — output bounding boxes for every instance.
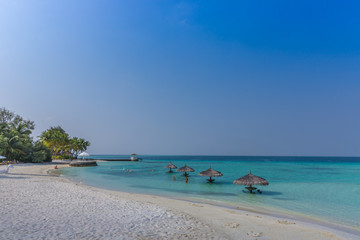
[62,167,360,236]
[62,169,360,238]
[60,162,360,235]
[1,163,359,240]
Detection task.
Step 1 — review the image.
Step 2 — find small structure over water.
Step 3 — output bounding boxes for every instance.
[165,162,177,172]
[131,154,142,161]
[199,166,223,183]
[177,164,195,176]
[233,170,269,193]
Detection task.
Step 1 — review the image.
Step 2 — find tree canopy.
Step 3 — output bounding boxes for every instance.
[40,127,90,159]
[0,107,90,162]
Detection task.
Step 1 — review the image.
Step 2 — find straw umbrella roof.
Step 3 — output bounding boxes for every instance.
[198,167,223,177]
[177,164,195,173]
[164,162,177,169]
[233,170,269,186]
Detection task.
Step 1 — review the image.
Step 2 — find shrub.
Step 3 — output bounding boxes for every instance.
[32,151,48,163]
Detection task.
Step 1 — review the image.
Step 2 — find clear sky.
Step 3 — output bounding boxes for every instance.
[1,0,360,156]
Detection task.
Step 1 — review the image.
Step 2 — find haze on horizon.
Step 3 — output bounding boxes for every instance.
[1,1,360,157]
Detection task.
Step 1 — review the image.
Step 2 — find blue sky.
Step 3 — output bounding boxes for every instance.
[1,0,360,156]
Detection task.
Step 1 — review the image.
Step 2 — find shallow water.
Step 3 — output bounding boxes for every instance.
[62,155,360,228]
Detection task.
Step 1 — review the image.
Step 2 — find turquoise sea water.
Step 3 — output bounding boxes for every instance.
[62,155,360,229]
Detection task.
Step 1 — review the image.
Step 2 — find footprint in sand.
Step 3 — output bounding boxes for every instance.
[276,220,296,225]
[225,210,236,214]
[191,204,203,207]
[225,222,240,228]
[322,232,342,240]
[247,231,263,237]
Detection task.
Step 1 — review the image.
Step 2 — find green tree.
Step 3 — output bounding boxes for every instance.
[69,137,91,158]
[40,126,89,160]
[40,126,70,158]
[0,108,36,161]
[1,108,90,162]
[0,129,26,161]
[0,107,35,131]
[30,141,52,163]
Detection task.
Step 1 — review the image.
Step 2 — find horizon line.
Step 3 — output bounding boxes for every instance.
[87,154,360,158]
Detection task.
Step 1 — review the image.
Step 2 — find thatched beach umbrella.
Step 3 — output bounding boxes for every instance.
[233,170,269,193]
[198,166,223,183]
[164,162,177,173]
[177,164,195,176]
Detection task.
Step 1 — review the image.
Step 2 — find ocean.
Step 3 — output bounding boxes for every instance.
[61,155,360,229]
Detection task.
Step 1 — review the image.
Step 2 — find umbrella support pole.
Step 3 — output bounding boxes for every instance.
[207,177,215,183]
[183,172,189,177]
[245,185,257,193]
[169,169,172,173]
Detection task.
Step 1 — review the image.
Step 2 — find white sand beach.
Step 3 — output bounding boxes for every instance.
[0,164,358,240]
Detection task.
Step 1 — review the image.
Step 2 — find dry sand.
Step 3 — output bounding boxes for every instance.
[0,163,358,240]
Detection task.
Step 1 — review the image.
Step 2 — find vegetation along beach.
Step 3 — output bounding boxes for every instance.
[1,1,360,239]
[1,109,360,239]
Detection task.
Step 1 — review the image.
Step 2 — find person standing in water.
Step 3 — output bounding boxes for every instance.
[185,175,188,183]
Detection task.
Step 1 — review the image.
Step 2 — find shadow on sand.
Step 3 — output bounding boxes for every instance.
[0,175,27,179]
[7,173,50,177]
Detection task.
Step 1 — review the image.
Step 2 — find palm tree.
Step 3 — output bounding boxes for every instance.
[68,137,80,159]
[69,137,90,159]
[40,126,90,160]
[40,127,70,159]
[80,138,90,152]
[10,122,32,136]
[1,130,26,160]
[0,108,53,163]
